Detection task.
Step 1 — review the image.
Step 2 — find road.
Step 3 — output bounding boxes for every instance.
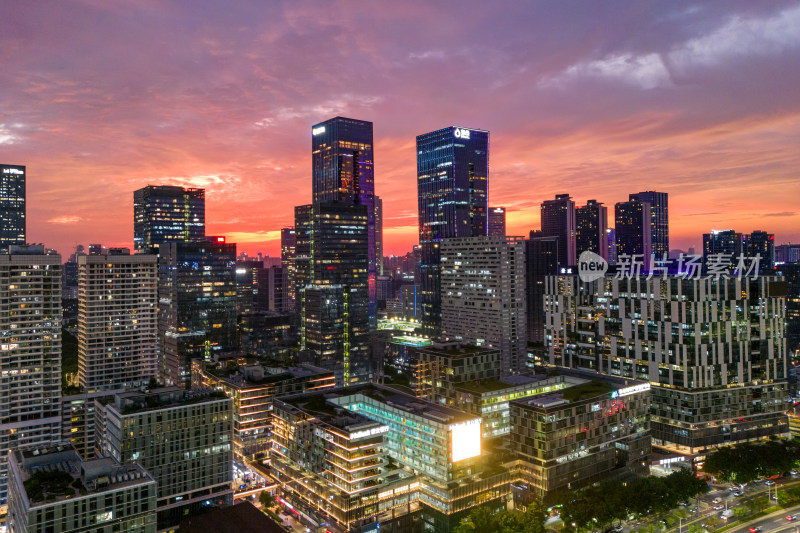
[726,505,800,533]
[620,476,800,533]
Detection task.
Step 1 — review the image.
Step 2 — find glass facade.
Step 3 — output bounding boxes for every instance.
[312,117,381,323]
[157,237,237,387]
[417,127,489,334]
[629,191,669,258]
[133,185,205,253]
[0,164,25,250]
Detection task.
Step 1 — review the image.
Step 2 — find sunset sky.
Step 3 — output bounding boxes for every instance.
[2,1,799,257]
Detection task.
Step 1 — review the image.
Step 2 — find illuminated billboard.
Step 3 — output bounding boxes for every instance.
[450,419,481,462]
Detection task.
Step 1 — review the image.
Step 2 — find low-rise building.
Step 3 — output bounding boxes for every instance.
[60,389,125,460]
[508,370,651,496]
[191,360,334,461]
[7,443,156,533]
[271,384,508,533]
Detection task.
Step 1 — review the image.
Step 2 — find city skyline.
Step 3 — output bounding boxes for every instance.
[2,2,800,257]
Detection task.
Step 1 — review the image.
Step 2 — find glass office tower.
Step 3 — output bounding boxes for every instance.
[311,117,381,324]
[417,126,489,333]
[0,164,26,251]
[133,185,205,253]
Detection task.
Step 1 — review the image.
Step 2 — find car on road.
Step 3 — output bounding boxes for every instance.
[749,528,760,533]
[712,498,721,504]
[688,508,696,513]
[680,502,689,507]
[713,505,724,511]
[765,480,776,486]
[733,491,742,497]
[786,515,797,521]
[791,471,798,476]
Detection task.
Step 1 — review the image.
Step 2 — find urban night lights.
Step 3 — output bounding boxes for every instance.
[2,2,800,533]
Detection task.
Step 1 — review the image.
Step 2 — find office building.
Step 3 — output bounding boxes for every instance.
[133,185,205,253]
[311,117,382,322]
[615,199,652,264]
[235,260,266,315]
[271,383,507,532]
[0,164,26,251]
[417,126,489,334]
[744,230,776,271]
[702,230,743,262]
[60,389,124,460]
[237,311,293,356]
[298,201,370,385]
[488,207,506,237]
[776,244,800,265]
[777,263,800,356]
[540,194,576,268]
[96,387,234,530]
[7,443,156,533]
[526,231,559,346]
[293,205,313,311]
[440,236,527,373]
[77,250,158,391]
[191,360,334,461]
[629,191,668,258]
[157,236,237,387]
[508,370,650,496]
[575,200,608,260]
[607,228,617,263]
[280,227,297,311]
[544,275,789,455]
[0,246,62,503]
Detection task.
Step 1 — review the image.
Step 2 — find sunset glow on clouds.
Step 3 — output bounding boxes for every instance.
[1,1,799,257]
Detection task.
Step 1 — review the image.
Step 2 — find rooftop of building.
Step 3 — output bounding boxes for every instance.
[510,368,649,410]
[455,374,551,394]
[418,342,499,358]
[11,443,153,507]
[111,386,229,415]
[200,361,333,389]
[280,383,478,427]
[179,501,285,533]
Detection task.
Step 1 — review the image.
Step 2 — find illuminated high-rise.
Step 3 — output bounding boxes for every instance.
[157,236,237,387]
[615,199,652,263]
[629,191,668,258]
[133,185,205,253]
[280,227,296,311]
[311,117,381,323]
[417,126,489,333]
[540,194,576,267]
[0,164,26,251]
[0,246,62,503]
[488,207,506,237]
[78,249,158,392]
[576,199,608,259]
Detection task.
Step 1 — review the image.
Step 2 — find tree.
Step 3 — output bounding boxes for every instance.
[259,490,275,509]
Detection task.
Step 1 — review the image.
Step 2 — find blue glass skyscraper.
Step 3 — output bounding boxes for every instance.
[417,126,489,333]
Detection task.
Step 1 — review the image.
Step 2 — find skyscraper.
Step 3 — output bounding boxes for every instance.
[702,229,743,262]
[629,191,668,258]
[441,236,527,373]
[157,236,237,387]
[0,164,26,251]
[133,185,205,253]
[526,231,560,346]
[575,199,608,260]
[615,199,652,263]
[280,228,296,310]
[488,207,506,237]
[540,194,576,267]
[78,249,158,392]
[744,230,776,271]
[0,245,62,503]
[300,202,370,385]
[417,126,489,333]
[311,117,381,323]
